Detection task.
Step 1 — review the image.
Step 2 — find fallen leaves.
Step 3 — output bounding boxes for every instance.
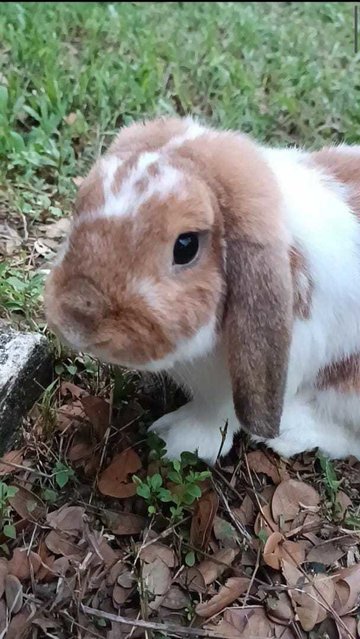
[271,479,320,531]
[139,543,178,609]
[213,606,275,638]
[81,395,110,440]
[8,485,46,521]
[197,548,238,586]
[5,575,23,614]
[195,577,250,617]
[190,491,219,549]
[0,450,24,475]
[247,450,286,484]
[46,505,85,535]
[98,449,142,498]
[103,510,146,536]
[263,531,305,570]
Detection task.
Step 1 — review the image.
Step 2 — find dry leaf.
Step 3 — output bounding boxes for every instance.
[271,480,320,530]
[6,610,28,639]
[190,491,219,550]
[97,536,120,567]
[5,574,23,614]
[0,599,5,636]
[281,560,335,631]
[178,566,207,594]
[336,491,352,520]
[306,540,345,566]
[142,557,172,596]
[47,505,85,535]
[337,616,357,639]
[247,450,282,484]
[313,574,336,624]
[232,494,256,527]
[254,504,279,537]
[161,585,190,610]
[8,485,46,521]
[214,606,274,638]
[263,532,305,570]
[195,577,250,617]
[0,450,24,475]
[8,549,41,581]
[139,543,177,568]
[81,395,110,440]
[106,560,126,586]
[213,516,240,549]
[98,449,142,498]
[67,440,93,463]
[45,530,84,561]
[113,584,130,606]
[60,382,87,399]
[57,401,85,432]
[53,557,70,577]
[333,564,360,616]
[103,510,146,536]
[197,547,238,586]
[0,559,8,598]
[266,592,294,625]
[117,571,134,589]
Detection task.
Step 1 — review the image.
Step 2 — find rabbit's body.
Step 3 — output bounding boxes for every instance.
[44,117,360,464]
[152,144,360,463]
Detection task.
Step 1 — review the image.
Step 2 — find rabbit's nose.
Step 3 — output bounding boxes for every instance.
[45,275,106,347]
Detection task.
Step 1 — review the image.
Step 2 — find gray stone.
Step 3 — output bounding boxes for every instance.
[0,329,53,454]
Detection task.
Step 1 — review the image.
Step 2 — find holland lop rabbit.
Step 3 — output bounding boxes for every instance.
[44,116,360,464]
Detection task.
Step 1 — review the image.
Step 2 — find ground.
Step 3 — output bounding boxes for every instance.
[0,2,360,638]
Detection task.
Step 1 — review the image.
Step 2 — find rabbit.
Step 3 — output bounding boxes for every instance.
[44,115,360,465]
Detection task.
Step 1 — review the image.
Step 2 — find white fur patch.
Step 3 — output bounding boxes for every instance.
[75,160,183,228]
[142,317,217,372]
[101,155,121,201]
[129,277,165,314]
[168,118,206,149]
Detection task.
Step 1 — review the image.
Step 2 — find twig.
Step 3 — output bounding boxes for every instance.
[213,479,253,544]
[0,460,52,479]
[242,545,261,608]
[82,605,236,638]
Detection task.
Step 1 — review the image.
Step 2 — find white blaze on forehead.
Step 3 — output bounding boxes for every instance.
[74,119,208,228]
[167,118,207,149]
[75,156,184,226]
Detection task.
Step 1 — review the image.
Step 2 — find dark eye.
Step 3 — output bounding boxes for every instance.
[173,233,199,265]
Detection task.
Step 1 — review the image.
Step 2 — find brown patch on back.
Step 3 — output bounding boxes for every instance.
[316,354,360,393]
[289,245,313,319]
[309,147,360,218]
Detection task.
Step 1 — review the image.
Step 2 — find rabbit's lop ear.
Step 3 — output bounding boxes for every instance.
[224,238,292,439]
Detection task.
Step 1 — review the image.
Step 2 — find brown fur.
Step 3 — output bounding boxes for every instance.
[316,354,360,393]
[74,162,105,215]
[289,245,313,319]
[309,147,360,219]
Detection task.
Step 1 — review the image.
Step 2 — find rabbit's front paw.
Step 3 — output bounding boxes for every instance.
[149,402,234,465]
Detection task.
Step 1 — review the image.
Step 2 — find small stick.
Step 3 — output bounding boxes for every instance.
[82,605,235,638]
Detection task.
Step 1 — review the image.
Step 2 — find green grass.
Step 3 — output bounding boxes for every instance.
[0,1,359,322]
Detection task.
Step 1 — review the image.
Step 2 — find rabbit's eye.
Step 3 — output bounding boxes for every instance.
[173,233,199,265]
